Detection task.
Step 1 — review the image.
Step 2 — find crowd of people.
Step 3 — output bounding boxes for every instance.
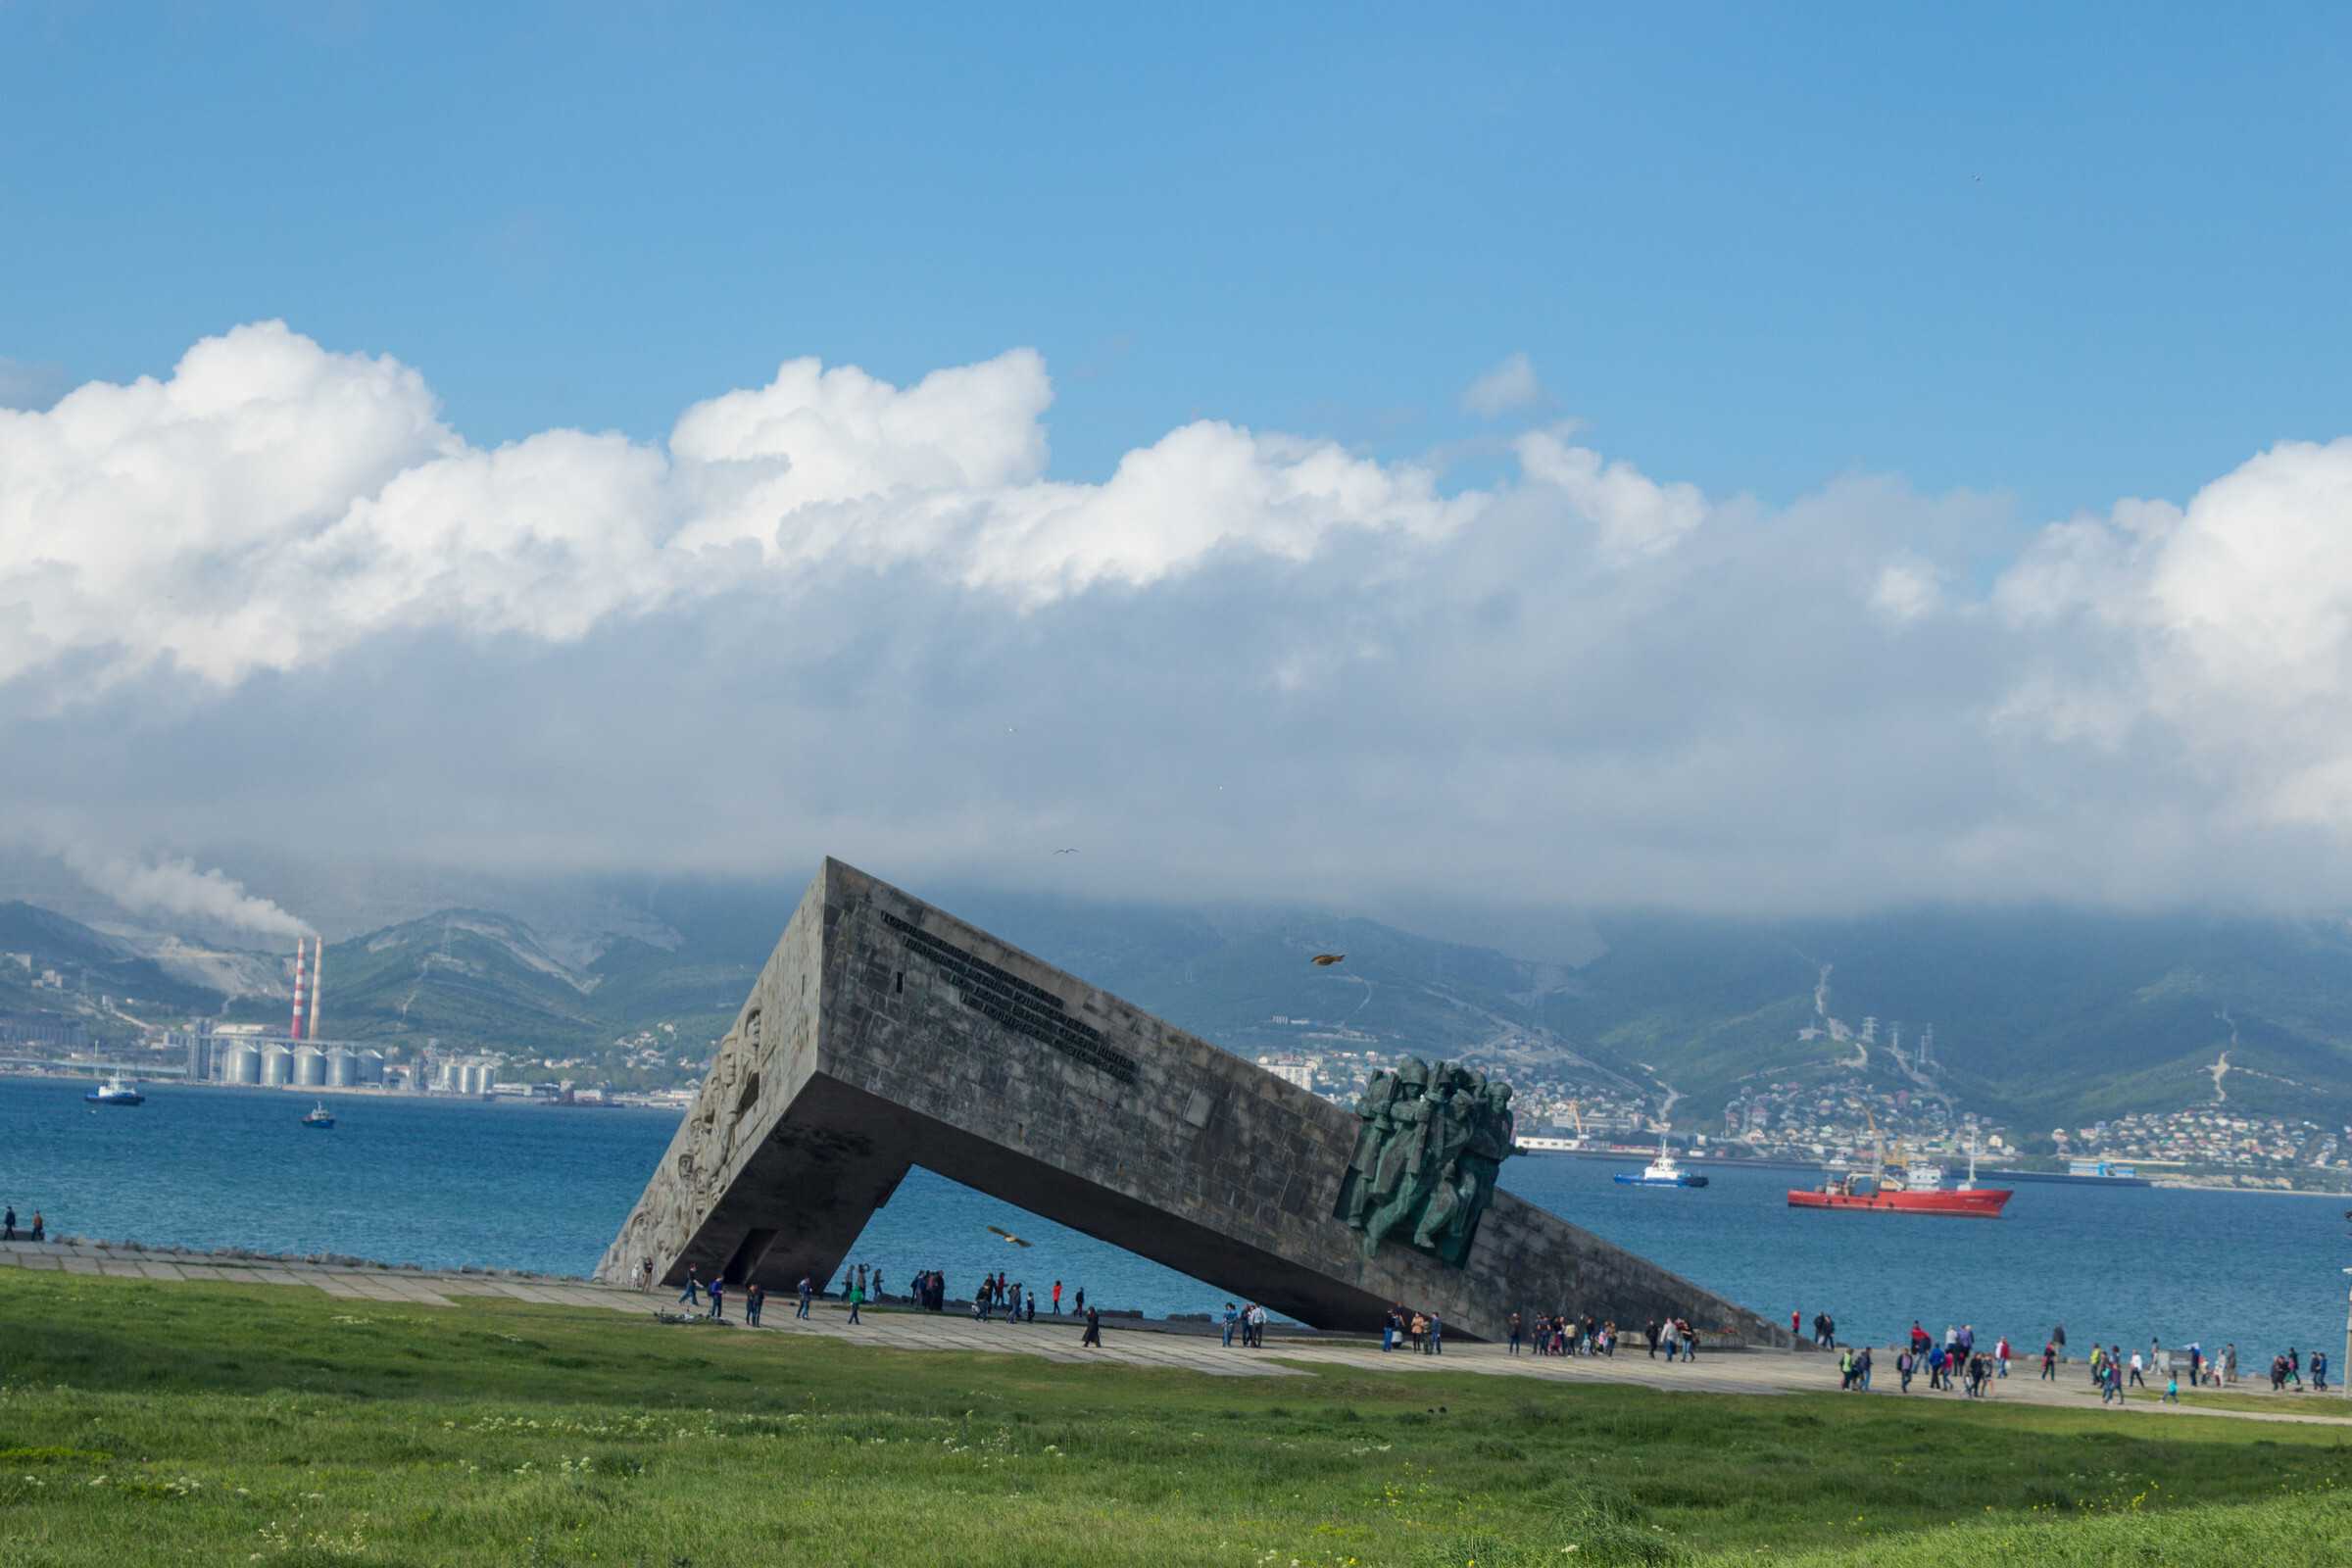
[624,1258,2338,1399]
[1800,1310,2333,1404]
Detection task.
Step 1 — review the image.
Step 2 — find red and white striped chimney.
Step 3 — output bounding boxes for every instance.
[306,940,323,1043]
[289,937,308,1041]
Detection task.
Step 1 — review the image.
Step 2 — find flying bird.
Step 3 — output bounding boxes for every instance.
[1054,848,1079,855]
[987,1224,1034,1248]
[1310,954,1346,966]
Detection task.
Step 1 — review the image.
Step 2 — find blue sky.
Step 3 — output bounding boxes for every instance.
[6,2,2345,523]
[9,4,2352,918]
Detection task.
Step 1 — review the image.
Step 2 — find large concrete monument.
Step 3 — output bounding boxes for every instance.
[599,858,1785,1345]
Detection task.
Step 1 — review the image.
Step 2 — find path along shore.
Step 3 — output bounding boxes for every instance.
[5,1238,2344,1428]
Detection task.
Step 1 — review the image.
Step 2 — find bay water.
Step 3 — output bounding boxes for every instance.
[4,1078,2346,1363]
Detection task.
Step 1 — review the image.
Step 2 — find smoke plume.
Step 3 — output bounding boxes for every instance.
[64,849,314,939]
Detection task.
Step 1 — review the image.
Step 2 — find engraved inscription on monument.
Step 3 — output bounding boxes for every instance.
[1336,1056,1515,1265]
[882,910,1140,1084]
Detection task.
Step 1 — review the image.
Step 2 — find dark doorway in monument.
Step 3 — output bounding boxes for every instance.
[832,1166,1271,1320]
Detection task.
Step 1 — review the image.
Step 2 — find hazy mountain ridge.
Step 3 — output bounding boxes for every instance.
[9,887,2352,1132]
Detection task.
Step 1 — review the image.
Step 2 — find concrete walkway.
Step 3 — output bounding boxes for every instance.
[5,1240,2346,1426]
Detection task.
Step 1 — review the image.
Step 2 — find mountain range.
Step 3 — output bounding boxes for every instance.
[8,882,2352,1139]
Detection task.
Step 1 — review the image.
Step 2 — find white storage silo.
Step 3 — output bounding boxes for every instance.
[226,1043,263,1085]
[262,1044,294,1086]
[358,1049,385,1084]
[326,1048,358,1088]
[295,1045,327,1086]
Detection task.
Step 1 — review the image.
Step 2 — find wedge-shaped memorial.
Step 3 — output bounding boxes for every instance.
[599,858,1786,1345]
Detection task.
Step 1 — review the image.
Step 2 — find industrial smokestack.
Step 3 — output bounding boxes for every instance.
[289,937,308,1041]
[306,940,323,1042]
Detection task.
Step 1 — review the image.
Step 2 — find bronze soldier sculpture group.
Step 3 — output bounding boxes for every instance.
[1339,1057,1515,1264]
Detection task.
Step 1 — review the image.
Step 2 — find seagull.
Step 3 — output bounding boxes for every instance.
[1054,848,1079,855]
[986,1224,1034,1248]
[1310,954,1346,966]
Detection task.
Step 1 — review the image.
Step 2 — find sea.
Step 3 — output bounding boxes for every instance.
[4,1077,2346,1359]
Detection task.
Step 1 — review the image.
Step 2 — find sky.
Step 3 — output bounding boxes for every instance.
[4,3,2352,933]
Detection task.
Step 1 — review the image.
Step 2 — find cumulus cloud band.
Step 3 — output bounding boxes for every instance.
[5,322,2350,910]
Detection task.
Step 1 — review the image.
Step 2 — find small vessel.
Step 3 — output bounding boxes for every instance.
[1614,1133,1709,1188]
[84,1073,144,1106]
[300,1102,336,1129]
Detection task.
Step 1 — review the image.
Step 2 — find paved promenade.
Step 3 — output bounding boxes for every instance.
[5,1240,2345,1426]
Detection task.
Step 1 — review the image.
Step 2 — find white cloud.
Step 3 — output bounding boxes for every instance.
[1461,351,1544,417]
[1515,429,1707,559]
[0,323,1483,688]
[8,323,2352,915]
[1868,560,1941,622]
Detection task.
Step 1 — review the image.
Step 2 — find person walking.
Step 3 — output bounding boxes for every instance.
[1052,1280,1062,1315]
[708,1276,725,1321]
[2164,1369,2180,1404]
[796,1274,813,1320]
[639,1256,655,1293]
[1081,1303,1102,1348]
[2128,1351,2145,1389]
[1838,1347,1854,1390]
[28,1211,41,1243]
[2041,1341,2058,1381]
[1074,1287,1086,1314]
[1644,1319,1660,1358]
[847,1278,863,1325]
[1896,1348,1914,1393]
[1409,1311,1428,1353]
[678,1268,702,1307]
[746,1283,764,1326]
[2315,1350,2331,1393]
[1221,1302,1238,1348]
[1023,1291,1035,1323]
[1791,1308,1802,1344]
[2,1205,14,1242]
[1508,1311,1523,1355]
[2288,1348,2305,1389]
[1996,1336,2011,1379]
[1429,1311,1444,1355]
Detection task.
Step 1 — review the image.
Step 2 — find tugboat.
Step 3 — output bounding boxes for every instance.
[1614,1132,1710,1188]
[84,1072,144,1106]
[300,1102,336,1130]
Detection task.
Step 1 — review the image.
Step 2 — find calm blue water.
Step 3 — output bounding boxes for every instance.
[4,1078,2346,1359]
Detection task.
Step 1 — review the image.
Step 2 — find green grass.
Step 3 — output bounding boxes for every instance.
[2,1272,2350,1566]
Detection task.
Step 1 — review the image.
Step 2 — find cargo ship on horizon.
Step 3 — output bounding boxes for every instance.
[1788,1132,2012,1217]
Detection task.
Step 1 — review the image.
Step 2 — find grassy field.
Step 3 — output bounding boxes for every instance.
[2,1272,2350,1566]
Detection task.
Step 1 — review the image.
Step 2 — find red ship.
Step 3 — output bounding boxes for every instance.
[1787,1175,2011,1217]
[1788,1132,2013,1217]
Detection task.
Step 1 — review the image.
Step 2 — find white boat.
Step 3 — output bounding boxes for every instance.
[84,1073,144,1106]
[1614,1134,1709,1188]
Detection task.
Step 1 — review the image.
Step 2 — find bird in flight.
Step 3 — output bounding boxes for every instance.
[986,1224,1034,1248]
[1310,953,1346,966]
[1054,848,1079,856]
